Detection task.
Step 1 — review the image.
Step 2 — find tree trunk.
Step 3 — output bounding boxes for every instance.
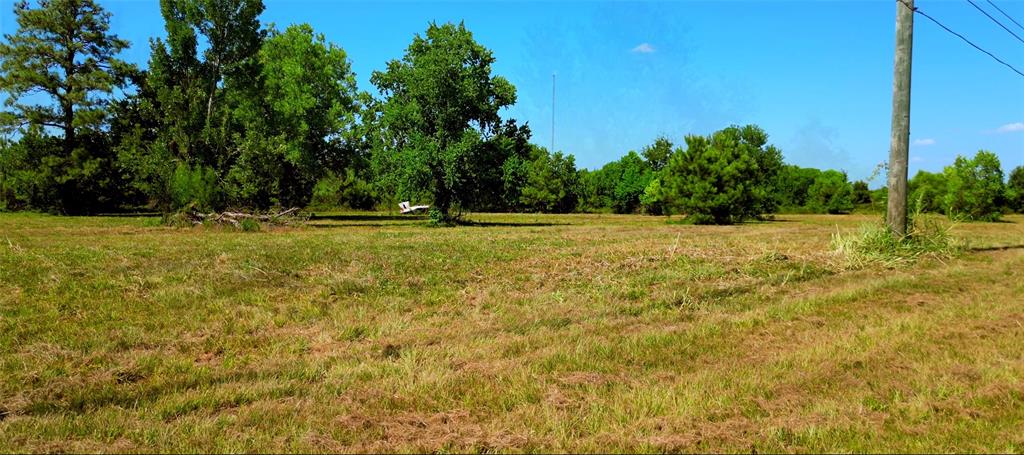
[206,58,221,124]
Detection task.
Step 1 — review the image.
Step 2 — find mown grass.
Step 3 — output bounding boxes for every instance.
[1,212,1022,452]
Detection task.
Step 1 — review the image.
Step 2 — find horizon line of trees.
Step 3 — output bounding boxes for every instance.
[1,0,1021,224]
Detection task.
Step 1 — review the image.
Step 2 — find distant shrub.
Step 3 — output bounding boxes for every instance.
[310,169,377,210]
[851,180,872,205]
[944,150,1004,221]
[239,218,260,232]
[807,170,854,214]
[427,208,447,226]
[1007,165,1024,213]
[639,178,669,215]
[908,170,948,214]
[663,124,783,224]
[519,148,579,213]
[170,163,221,211]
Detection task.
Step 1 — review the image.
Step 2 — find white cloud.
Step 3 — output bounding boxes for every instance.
[911,138,935,146]
[630,43,655,54]
[910,155,925,163]
[995,122,1024,133]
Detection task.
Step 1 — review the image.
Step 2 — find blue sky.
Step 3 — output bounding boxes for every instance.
[3,0,1023,184]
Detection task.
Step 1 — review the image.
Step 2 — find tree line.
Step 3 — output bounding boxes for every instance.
[1,0,1021,224]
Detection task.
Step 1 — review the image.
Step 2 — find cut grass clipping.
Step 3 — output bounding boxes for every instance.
[832,209,964,268]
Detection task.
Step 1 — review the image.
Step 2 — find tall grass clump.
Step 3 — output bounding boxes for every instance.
[832,200,964,268]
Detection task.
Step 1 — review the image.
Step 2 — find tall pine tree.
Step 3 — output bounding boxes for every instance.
[0,0,132,213]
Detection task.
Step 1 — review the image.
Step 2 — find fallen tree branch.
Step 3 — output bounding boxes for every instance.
[178,207,307,228]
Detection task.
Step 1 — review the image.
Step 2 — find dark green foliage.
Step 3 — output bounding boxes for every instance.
[1006,166,1024,213]
[908,170,947,214]
[0,0,132,213]
[310,169,377,210]
[577,164,619,213]
[169,163,221,211]
[124,0,266,210]
[369,22,517,221]
[807,170,853,214]
[0,127,133,214]
[944,150,1005,221]
[577,137,677,214]
[228,23,360,208]
[519,146,579,213]
[851,180,872,205]
[773,165,821,210]
[117,3,369,212]
[639,178,669,215]
[871,187,888,213]
[663,125,783,224]
[612,151,654,214]
[0,129,62,211]
[641,137,674,172]
[461,120,533,212]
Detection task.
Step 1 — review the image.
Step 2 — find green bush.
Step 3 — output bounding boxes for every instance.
[663,124,783,224]
[310,169,377,210]
[427,208,447,226]
[170,163,221,211]
[943,150,1004,221]
[1007,166,1024,213]
[851,180,872,204]
[639,178,669,215]
[807,170,853,214]
[239,218,261,232]
[908,170,947,214]
[519,148,579,213]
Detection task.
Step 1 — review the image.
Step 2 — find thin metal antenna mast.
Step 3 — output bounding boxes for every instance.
[551,73,556,153]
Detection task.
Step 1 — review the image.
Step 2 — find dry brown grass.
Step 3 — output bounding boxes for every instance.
[1,212,1022,452]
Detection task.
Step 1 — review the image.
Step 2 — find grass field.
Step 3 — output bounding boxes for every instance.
[1,212,1023,452]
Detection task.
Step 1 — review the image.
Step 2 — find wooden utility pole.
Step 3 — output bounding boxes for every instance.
[888,0,914,237]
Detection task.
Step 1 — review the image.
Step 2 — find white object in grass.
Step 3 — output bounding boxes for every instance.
[399,201,430,214]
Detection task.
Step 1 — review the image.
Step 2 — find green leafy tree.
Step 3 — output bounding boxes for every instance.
[908,170,947,213]
[807,170,853,214]
[944,150,1005,221]
[463,120,532,212]
[851,180,872,205]
[309,168,376,210]
[612,151,653,214]
[577,162,621,212]
[120,0,265,210]
[663,124,783,224]
[773,165,821,210]
[1006,165,1024,213]
[519,146,579,213]
[641,136,675,172]
[188,0,265,124]
[0,0,132,213]
[575,147,662,214]
[370,22,517,221]
[0,127,61,210]
[639,177,669,215]
[228,23,360,208]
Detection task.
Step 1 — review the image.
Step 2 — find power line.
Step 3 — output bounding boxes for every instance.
[897,0,1024,78]
[965,0,1024,45]
[985,0,1024,33]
